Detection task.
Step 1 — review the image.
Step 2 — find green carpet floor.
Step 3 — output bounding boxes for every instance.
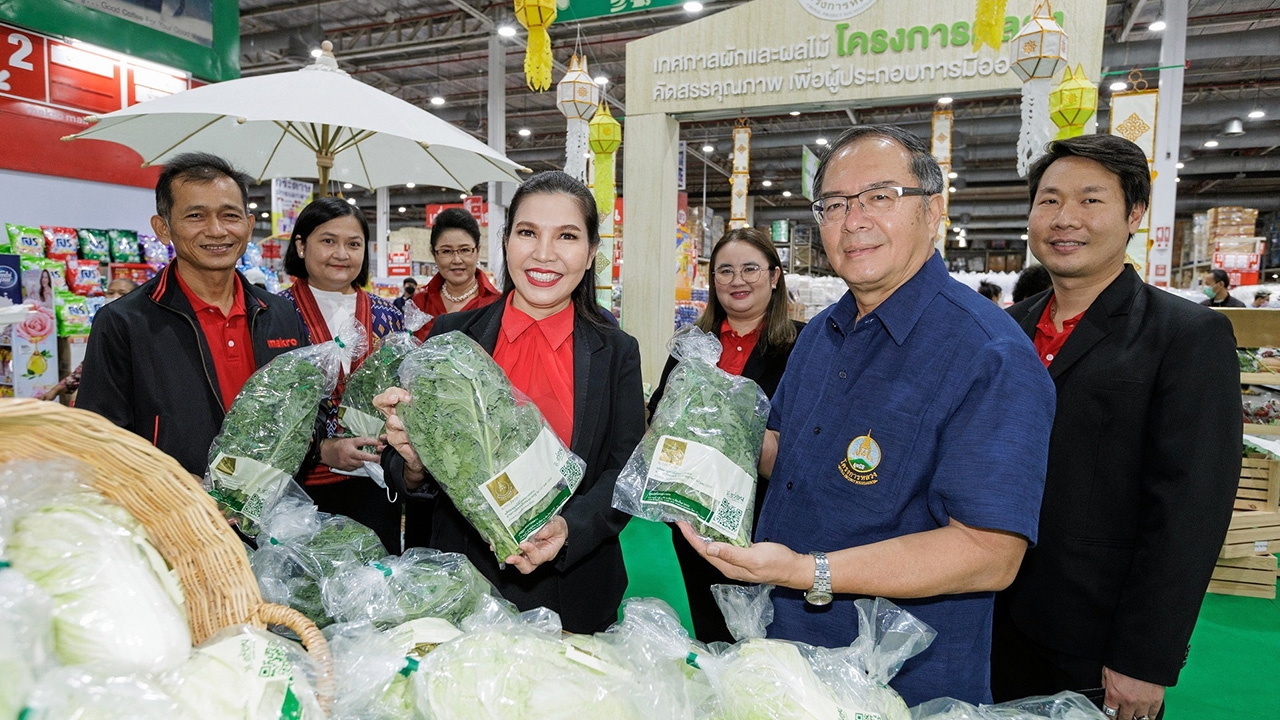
[620,520,1280,715]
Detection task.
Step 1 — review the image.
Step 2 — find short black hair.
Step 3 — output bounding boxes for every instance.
[1012,264,1053,303]
[403,277,418,288]
[978,280,1002,301]
[284,196,371,288]
[1027,134,1150,217]
[498,171,605,327]
[431,208,481,251]
[1207,268,1231,288]
[155,152,252,220]
[812,124,945,199]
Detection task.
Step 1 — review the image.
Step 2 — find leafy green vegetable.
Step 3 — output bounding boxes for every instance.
[0,568,54,720]
[615,329,769,546]
[709,640,870,720]
[322,548,493,629]
[340,333,420,439]
[205,351,328,536]
[397,332,581,560]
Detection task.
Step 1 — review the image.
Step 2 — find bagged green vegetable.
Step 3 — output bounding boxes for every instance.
[20,668,185,720]
[250,493,388,628]
[204,320,367,536]
[108,229,141,263]
[326,618,462,720]
[397,331,585,560]
[321,547,493,629]
[911,691,1109,720]
[0,459,191,675]
[598,598,716,719]
[613,327,769,546]
[164,624,323,720]
[339,301,431,441]
[0,568,56,720]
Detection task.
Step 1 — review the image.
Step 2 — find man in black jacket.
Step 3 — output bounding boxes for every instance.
[992,134,1240,720]
[78,153,307,476]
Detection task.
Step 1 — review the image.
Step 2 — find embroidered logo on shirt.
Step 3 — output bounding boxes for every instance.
[838,432,881,485]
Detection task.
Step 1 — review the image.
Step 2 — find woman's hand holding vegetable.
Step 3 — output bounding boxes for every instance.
[320,436,382,471]
[505,516,568,574]
[373,387,426,488]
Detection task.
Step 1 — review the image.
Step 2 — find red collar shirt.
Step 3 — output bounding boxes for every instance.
[718,319,762,376]
[1032,299,1085,368]
[175,269,256,410]
[492,296,576,446]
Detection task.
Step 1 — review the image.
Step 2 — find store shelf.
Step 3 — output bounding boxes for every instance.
[1242,372,1280,386]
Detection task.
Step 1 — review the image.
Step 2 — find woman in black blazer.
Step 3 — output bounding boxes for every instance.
[649,227,803,642]
[376,172,645,634]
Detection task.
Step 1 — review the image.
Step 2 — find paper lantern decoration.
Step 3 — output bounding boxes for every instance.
[589,102,621,309]
[729,121,752,230]
[515,0,556,91]
[1049,65,1098,139]
[973,0,1008,52]
[557,55,599,182]
[1012,1,1068,176]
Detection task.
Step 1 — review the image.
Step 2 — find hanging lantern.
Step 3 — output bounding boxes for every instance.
[729,120,752,230]
[931,106,954,252]
[972,0,1009,52]
[514,0,556,91]
[1011,0,1068,176]
[1048,64,1098,140]
[589,103,622,309]
[557,54,599,183]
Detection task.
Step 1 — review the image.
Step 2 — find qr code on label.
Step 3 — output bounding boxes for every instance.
[712,501,743,533]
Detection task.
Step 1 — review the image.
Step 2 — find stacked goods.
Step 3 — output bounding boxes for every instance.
[1207,206,1259,239]
[1209,207,1264,285]
[1209,455,1280,599]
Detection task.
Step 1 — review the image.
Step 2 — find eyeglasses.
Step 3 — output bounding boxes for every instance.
[811,186,934,225]
[713,264,767,285]
[434,246,477,259]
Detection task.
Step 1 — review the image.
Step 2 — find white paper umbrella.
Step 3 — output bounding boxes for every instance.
[65,42,528,192]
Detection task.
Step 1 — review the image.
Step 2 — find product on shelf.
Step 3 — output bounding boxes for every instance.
[55,292,92,337]
[40,227,79,262]
[108,229,142,264]
[66,259,104,297]
[20,258,67,309]
[140,234,168,267]
[77,228,110,262]
[5,225,44,257]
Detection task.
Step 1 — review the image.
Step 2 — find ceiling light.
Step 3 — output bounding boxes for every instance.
[937,96,953,105]
[346,198,356,205]
[343,182,353,189]
[1221,118,1245,136]
[260,211,269,218]
[1248,109,1266,119]
[430,95,445,106]
[683,1,704,11]
[398,206,407,213]
[789,110,800,116]
[497,25,517,37]
[952,225,962,233]
[1175,162,1184,169]
[518,128,531,137]
[1148,20,1166,32]
[948,171,958,179]
[594,76,608,85]
[957,236,967,248]
[1175,176,1181,182]
[815,137,828,146]
[1109,81,1127,91]
[1020,234,1029,240]
[310,48,322,58]
[405,182,416,188]
[701,144,714,153]
[782,190,792,197]
[762,180,773,187]
[948,186,957,193]
[1203,139,1219,148]
[248,202,258,209]
[459,193,467,200]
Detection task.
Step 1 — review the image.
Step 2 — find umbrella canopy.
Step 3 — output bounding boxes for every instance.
[65,43,528,192]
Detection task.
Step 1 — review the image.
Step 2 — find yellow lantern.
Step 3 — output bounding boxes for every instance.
[588,102,621,218]
[972,0,1008,52]
[557,54,599,181]
[515,0,556,91]
[1049,65,1098,139]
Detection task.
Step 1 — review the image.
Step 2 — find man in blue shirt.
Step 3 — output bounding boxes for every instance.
[679,125,1055,706]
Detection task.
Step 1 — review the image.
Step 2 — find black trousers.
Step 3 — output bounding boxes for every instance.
[304,475,403,555]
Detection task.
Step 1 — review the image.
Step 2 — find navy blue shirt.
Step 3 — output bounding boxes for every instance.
[755,252,1054,706]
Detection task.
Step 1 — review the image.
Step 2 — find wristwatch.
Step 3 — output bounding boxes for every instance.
[804,551,832,606]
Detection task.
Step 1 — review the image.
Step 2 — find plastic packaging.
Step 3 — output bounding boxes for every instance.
[140,235,168,267]
[397,331,586,560]
[250,493,388,628]
[77,228,110,262]
[20,668,185,720]
[0,459,191,675]
[339,304,429,441]
[613,327,770,546]
[164,624,323,720]
[40,227,79,262]
[910,691,1108,719]
[597,598,715,719]
[0,568,56,720]
[326,618,462,720]
[712,583,774,641]
[204,320,368,536]
[321,547,493,629]
[55,292,93,336]
[108,229,141,264]
[66,260,104,297]
[5,224,44,257]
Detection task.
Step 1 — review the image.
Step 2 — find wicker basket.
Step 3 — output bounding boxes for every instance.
[0,398,334,712]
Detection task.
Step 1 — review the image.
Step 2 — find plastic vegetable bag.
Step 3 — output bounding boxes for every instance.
[20,669,185,720]
[249,492,388,628]
[910,691,1108,719]
[340,302,431,441]
[0,568,56,720]
[164,624,323,720]
[205,320,367,536]
[1,460,191,675]
[414,601,647,719]
[596,598,716,719]
[321,547,493,629]
[397,331,586,560]
[713,583,775,642]
[613,327,770,546]
[327,618,462,720]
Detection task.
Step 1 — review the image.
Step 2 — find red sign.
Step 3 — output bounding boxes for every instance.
[463,195,485,223]
[387,265,412,277]
[0,27,47,103]
[1212,252,1261,273]
[1153,226,1172,250]
[425,203,464,227]
[48,41,121,114]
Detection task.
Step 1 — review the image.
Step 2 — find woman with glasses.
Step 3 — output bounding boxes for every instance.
[648,227,804,643]
[411,207,501,339]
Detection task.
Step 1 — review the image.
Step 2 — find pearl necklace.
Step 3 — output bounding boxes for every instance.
[442,281,478,304]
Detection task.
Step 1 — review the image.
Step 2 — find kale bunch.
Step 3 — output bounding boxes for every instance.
[321,547,494,628]
[397,332,577,560]
[339,332,421,439]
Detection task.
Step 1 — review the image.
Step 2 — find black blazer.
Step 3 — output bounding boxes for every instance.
[647,319,805,414]
[388,299,645,633]
[1003,267,1241,686]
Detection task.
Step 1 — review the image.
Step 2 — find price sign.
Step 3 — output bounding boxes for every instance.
[0,27,47,102]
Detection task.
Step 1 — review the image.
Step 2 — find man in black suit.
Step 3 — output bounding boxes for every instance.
[992,134,1241,720]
